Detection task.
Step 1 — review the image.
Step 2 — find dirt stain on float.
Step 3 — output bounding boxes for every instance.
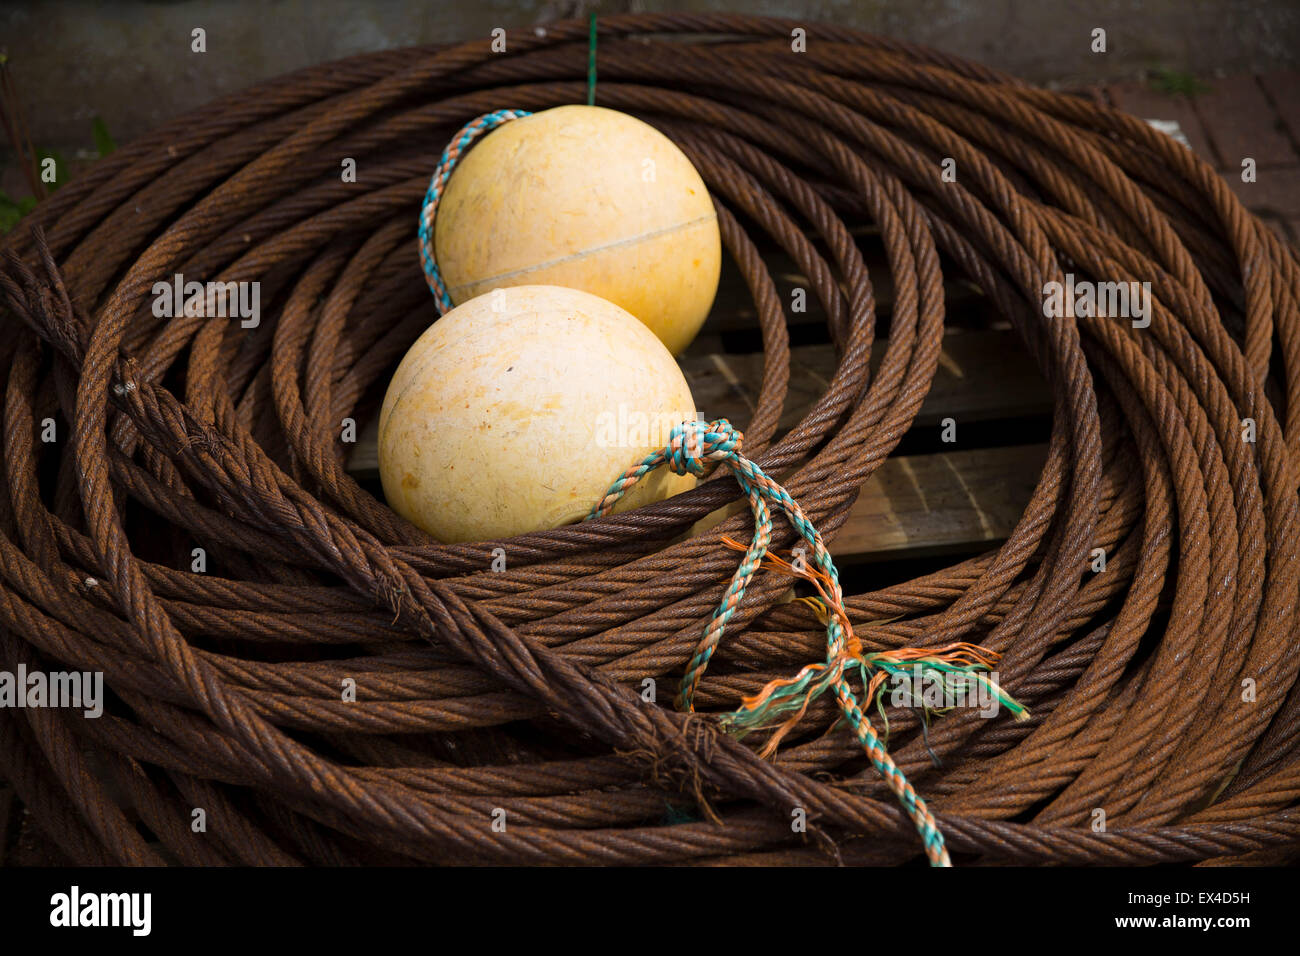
[402,473,419,490]
[491,400,543,425]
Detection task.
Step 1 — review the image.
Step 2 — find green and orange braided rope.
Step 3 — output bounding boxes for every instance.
[588,419,1029,867]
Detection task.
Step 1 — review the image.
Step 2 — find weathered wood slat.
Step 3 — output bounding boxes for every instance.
[346,432,1047,560]
[342,327,1049,559]
[679,328,1048,433]
[346,328,1049,476]
[689,441,1047,559]
[699,238,988,334]
[830,443,1048,558]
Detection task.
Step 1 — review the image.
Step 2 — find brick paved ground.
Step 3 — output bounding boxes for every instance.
[1106,71,1300,243]
[0,69,1297,866]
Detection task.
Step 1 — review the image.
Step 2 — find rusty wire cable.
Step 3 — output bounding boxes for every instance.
[0,13,1298,866]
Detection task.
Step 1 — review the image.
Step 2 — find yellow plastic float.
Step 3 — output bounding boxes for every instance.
[434,105,721,355]
[378,284,698,543]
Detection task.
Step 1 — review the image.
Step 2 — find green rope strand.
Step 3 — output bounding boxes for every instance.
[587,418,956,866]
[587,13,598,106]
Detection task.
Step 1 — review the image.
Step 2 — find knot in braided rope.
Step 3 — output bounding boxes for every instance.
[666,419,742,477]
[586,418,971,866]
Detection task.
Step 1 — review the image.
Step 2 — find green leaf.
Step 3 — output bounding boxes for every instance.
[0,189,36,234]
[1148,68,1210,97]
[91,116,116,157]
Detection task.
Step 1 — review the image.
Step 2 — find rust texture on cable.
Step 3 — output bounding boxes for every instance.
[1,13,1298,866]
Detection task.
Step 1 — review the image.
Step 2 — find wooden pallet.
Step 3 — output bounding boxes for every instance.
[346,242,1051,563]
[2,235,1052,868]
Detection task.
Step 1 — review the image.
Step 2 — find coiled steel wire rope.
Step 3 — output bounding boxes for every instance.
[0,13,1298,865]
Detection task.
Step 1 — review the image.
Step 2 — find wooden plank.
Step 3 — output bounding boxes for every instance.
[345,328,1050,477]
[689,442,1046,559]
[699,237,988,334]
[831,443,1048,558]
[346,436,1044,562]
[678,328,1048,434]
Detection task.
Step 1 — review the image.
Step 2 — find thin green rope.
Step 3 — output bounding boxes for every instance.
[587,13,598,106]
[585,419,955,866]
